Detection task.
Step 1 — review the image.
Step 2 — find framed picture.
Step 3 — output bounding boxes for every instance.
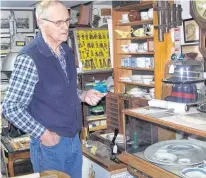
[183,18,199,43]
[0,36,11,55]
[0,9,34,33]
[181,44,203,58]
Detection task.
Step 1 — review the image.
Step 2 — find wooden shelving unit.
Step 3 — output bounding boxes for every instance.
[113,2,155,94]
[112,1,173,98]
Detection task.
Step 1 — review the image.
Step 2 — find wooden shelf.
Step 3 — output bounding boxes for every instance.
[113,1,153,11]
[89,125,107,131]
[117,52,154,55]
[118,80,154,87]
[116,36,153,40]
[87,118,106,123]
[119,67,154,71]
[116,20,153,26]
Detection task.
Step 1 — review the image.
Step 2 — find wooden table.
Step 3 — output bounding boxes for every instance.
[1,136,30,177]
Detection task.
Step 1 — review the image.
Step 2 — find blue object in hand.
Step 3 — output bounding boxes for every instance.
[93,82,107,93]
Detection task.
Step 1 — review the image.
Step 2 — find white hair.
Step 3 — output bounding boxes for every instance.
[35,0,63,20]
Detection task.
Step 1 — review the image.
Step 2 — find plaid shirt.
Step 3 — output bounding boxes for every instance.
[3,45,82,139]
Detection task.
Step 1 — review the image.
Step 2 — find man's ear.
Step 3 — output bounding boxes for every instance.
[37,18,43,27]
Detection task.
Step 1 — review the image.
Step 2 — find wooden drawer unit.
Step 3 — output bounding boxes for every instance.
[106,92,123,133]
[106,93,149,134]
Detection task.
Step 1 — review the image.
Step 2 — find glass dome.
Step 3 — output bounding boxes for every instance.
[163,58,204,83]
[162,54,205,104]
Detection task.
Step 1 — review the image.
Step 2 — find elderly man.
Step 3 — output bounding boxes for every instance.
[2,1,104,177]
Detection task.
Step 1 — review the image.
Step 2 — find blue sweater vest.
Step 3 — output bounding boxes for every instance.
[19,33,82,137]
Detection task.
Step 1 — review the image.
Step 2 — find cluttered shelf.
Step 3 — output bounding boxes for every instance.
[113,1,153,11]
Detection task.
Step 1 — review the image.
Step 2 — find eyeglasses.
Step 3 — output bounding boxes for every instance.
[41,18,72,27]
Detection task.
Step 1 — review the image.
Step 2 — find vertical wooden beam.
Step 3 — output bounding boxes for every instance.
[154,3,174,99]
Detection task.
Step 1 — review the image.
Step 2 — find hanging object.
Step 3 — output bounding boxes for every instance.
[154,1,183,42]
[78,5,91,26]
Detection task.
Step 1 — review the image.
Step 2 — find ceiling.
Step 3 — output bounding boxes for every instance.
[0,0,88,8]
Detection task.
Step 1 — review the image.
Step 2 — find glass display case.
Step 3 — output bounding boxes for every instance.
[120,107,206,178]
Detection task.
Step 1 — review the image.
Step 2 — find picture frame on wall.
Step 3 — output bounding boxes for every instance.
[183,18,199,43]
[181,44,203,59]
[0,35,11,55]
[0,9,34,33]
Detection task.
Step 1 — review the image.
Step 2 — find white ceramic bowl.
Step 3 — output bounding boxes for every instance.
[141,75,154,84]
[130,75,142,80]
[129,75,143,83]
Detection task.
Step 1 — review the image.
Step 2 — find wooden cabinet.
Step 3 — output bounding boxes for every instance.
[78,70,113,131]
[106,92,148,134]
[112,1,173,99]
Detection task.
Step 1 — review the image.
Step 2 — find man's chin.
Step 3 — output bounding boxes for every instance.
[60,36,68,42]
